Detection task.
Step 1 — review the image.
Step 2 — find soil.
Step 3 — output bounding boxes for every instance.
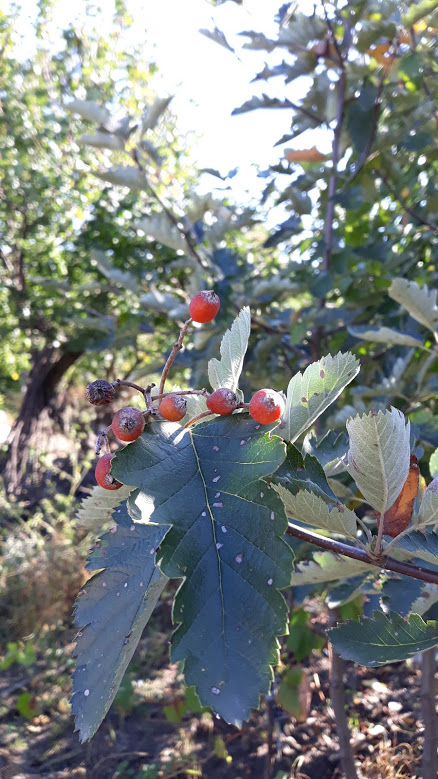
[0,595,426,779]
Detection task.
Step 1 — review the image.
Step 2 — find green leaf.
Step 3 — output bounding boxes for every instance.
[95,165,144,189]
[327,575,370,609]
[111,416,293,725]
[275,487,358,539]
[389,278,438,335]
[208,307,251,392]
[286,608,325,660]
[291,551,370,585]
[79,132,125,151]
[75,484,132,531]
[347,408,411,515]
[72,503,168,742]
[276,666,310,720]
[141,96,173,133]
[403,0,438,27]
[136,214,187,252]
[282,352,360,444]
[328,611,438,666]
[348,325,424,349]
[392,529,438,565]
[65,99,110,125]
[274,443,337,503]
[415,478,438,528]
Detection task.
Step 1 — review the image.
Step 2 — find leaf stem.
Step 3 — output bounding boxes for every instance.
[183,410,213,428]
[286,521,438,585]
[159,318,192,395]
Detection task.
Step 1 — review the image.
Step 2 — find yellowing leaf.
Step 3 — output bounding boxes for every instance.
[285,147,327,163]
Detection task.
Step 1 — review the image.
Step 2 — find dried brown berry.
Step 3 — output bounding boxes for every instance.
[85,380,116,406]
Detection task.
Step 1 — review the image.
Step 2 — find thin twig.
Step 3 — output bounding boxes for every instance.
[159,318,192,394]
[132,149,208,269]
[421,647,437,779]
[328,609,359,779]
[286,521,438,585]
[183,410,213,428]
[151,388,209,401]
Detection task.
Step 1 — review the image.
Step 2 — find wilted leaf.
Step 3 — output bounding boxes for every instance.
[111,416,293,725]
[282,352,360,444]
[348,325,425,349]
[328,611,438,666]
[285,147,327,163]
[275,487,358,539]
[72,502,168,741]
[347,408,411,515]
[208,307,251,392]
[389,278,438,334]
[380,454,419,537]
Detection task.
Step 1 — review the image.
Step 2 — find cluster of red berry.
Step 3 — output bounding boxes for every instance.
[86,291,285,490]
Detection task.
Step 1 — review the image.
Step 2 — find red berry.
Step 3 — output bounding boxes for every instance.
[189,290,220,323]
[158,394,187,422]
[206,388,239,416]
[249,388,285,425]
[111,406,145,442]
[85,380,115,405]
[95,453,122,490]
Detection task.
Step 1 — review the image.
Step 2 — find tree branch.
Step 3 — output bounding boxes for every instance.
[286,522,438,585]
[379,171,438,234]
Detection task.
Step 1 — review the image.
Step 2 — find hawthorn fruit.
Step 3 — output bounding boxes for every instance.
[95,453,123,490]
[249,388,285,424]
[111,406,145,442]
[189,290,220,323]
[85,380,116,405]
[158,394,187,422]
[206,387,239,416]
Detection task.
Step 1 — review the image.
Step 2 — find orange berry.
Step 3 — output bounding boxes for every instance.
[249,388,285,425]
[111,406,145,442]
[206,388,239,416]
[189,290,220,323]
[158,394,187,422]
[95,453,123,490]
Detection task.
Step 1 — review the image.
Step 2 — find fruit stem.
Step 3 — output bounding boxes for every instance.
[183,410,213,429]
[95,426,111,455]
[159,318,192,395]
[112,379,147,397]
[144,383,157,415]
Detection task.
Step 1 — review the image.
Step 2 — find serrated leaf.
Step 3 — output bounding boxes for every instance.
[275,488,358,539]
[136,214,187,252]
[389,278,438,334]
[282,353,360,443]
[328,611,438,666]
[274,444,337,503]
[79,132,125,151]
[291,551,370,585]
[348,325,425,349]
[208,307,251,392]
[72,503,168,741]
[111,416,293,725]
[76,484,132,531]
[327,575,370,609]
[430,450,438,479]
[65,99,110,125]
[411,582,438,617]
[391,529,438,565]
[380,575,424,618]
[347,408,411,515]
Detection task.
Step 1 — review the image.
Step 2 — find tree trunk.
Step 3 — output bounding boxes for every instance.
[1,345,83,507]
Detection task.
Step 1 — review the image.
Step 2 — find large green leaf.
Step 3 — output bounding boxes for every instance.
[111,416,293,725]
[208,307,251,392]
[282,353,360,443]
[302,430,348,477]
[72,502,168,742]
[291,551,370,585]
[389,278,438,335]
[276,488,358,540]
[347,408,411,515]
[328,611,438,666]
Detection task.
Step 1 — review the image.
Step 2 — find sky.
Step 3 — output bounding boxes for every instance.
[13,0,325,204]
